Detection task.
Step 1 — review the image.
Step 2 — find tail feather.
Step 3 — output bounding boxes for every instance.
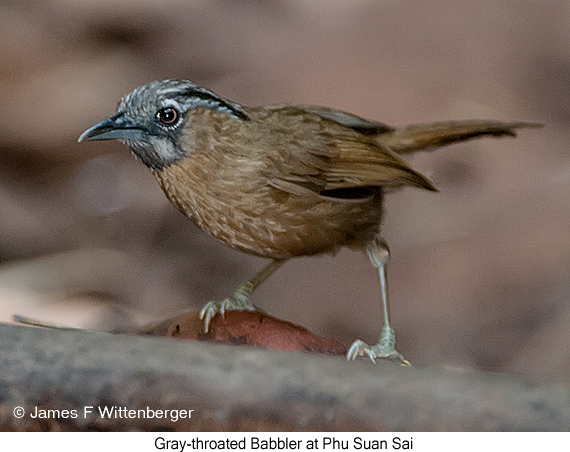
[376,120,542,155]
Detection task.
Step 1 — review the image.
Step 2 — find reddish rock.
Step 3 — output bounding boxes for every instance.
[138,311,346,355]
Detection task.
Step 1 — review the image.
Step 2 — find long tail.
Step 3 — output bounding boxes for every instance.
[375,120,542,155]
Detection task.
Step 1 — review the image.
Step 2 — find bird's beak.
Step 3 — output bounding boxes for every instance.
[78,112,149,143]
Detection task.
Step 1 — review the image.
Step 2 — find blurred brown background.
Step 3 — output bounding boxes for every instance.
[0,0,568,375]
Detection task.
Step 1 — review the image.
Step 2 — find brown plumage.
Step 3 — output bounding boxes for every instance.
[78,79,541,363]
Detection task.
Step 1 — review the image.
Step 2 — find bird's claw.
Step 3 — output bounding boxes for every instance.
[199,282,257,332]
[347,339,411,366]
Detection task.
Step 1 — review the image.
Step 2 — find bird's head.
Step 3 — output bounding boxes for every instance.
[78,79,249,171]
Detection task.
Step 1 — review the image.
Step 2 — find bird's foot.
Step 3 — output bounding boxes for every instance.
[346,326,410,366]
[199,282,261,333]
[346,340,410,366]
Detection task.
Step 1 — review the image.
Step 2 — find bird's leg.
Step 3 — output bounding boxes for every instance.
[200,258,287,332]
[347,238,410,365]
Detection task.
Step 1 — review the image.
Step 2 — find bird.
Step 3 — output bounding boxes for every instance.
[78,79,540,364]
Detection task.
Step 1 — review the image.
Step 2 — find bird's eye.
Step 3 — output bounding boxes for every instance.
[157,107,180,126]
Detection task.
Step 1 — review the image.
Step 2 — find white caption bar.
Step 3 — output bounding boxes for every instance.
[1,432,565,451]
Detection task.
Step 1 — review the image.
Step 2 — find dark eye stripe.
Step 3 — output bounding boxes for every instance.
[179,88,250,121]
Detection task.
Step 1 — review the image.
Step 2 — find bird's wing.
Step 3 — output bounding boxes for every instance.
[297,105,394,135]
[263,107,436,200]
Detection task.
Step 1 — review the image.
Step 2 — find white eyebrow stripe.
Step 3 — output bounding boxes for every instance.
[153,82,250,121]
[160,99,185,112]
[159,88,186,97]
